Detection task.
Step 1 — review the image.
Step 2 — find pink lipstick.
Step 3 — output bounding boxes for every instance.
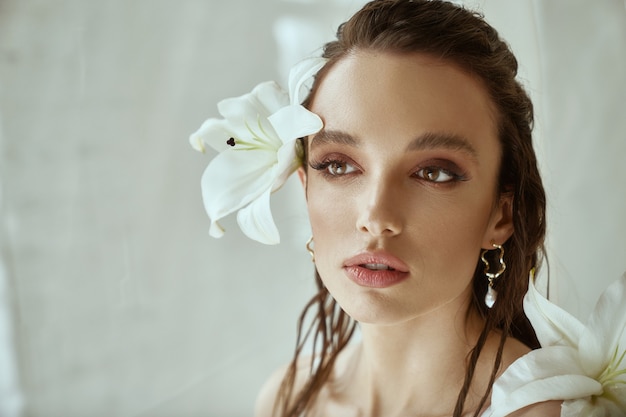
[343,251,410,288]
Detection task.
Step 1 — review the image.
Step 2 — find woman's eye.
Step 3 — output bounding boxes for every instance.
[327,161,354,176]
[310,159,357,177]
[416,167,457,183]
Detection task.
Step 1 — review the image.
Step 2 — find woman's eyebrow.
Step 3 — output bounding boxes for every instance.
[407,132,479,161]
[309,129,359,150]
[310,129,479,161]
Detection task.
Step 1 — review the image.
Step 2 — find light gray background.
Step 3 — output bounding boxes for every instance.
[0,1,625,416]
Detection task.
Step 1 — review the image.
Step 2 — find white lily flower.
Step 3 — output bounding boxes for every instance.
[190,57,326,244]
[484,272,626,417]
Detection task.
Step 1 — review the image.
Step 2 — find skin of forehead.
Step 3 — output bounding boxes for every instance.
[308,50,501,166]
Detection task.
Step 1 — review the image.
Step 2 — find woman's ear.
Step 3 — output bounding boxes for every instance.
[482,192,514,248]
[297,166,307,189]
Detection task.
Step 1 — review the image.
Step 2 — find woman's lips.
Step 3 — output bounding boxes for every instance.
[343,251,410,288]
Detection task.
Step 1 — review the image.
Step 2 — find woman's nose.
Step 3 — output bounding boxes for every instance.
[355,179,404,237]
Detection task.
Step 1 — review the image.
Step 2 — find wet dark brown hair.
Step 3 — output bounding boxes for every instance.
[275,1,547,416]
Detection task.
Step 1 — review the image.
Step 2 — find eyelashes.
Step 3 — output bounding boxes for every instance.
[309,158,357,176]
[309,156,468,184]
[414,166,467,183]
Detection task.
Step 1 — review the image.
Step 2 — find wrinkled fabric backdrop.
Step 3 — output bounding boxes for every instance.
[0,0,625,416]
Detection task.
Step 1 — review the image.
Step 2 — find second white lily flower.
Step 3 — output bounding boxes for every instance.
[485,272,626,417]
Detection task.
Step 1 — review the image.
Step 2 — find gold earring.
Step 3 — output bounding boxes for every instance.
[481,243,506,308]
[306,236,315,263]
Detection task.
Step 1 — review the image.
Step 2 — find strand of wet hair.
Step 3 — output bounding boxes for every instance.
[275,272,356,417]
[452,313,506,417]
[474,330,507,416]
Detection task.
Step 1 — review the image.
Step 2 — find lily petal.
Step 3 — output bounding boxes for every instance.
[489,346,603,417]
[560,400,598,417]
[603,385,626,410]
[524,275,585,348]
[268,104,323,144]
[271,140,301,193]
[190,118,240,153]
[200,149,276,237]
[191,82,287,154]
[250,81,291,117]
[209,219,225,239]
[218,81,287,125]
[288,57,327,104]
[578,272,626,376]
[490,375,599,417]
[190,57,326,244]
[562,396,625,417]
[236,188,280,245]
[218,82,287,149]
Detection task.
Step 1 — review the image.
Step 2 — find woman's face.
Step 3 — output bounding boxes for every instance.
[300,51,513,325]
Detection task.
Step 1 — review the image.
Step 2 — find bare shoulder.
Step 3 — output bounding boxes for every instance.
[494,338,562,416]
[254,363,287,417]
[254,356,312,417]
[506,400,562,416]
[497,336,532,375]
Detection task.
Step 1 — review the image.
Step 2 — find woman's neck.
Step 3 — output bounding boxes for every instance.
[329,298,490,417]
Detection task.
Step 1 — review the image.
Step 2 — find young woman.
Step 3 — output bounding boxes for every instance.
[254,1,561,416]
[191,0,567,416]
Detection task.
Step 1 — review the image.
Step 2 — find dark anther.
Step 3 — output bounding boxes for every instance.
[226,137,236,147]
